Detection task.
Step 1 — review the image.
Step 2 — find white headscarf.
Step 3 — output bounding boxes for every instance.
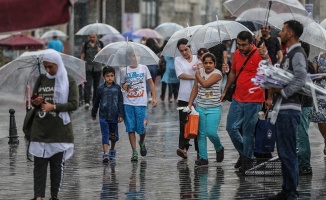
[42,49,70,125]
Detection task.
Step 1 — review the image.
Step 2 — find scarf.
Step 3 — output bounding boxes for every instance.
[42,49,70,125]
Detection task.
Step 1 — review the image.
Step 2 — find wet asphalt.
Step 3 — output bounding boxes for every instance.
[0,83,326,200]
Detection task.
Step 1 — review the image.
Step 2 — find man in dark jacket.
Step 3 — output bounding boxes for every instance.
[81,33,104,110]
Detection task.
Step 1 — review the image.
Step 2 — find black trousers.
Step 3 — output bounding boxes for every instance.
[34,152,65,198]
[84,70,101,104]
[178,100,198,152]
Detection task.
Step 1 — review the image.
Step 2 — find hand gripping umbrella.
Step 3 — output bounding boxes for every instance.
[0,49,86,112]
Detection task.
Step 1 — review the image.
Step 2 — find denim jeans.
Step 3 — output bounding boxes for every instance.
[275,109,300,199]
[226,99,262,159]
[296,106,312,168]
[196,105,223,160]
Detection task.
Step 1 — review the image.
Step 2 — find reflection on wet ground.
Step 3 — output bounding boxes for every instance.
[0,93,326,199]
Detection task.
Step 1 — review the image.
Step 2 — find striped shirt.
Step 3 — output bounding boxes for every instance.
[197,68,222,108]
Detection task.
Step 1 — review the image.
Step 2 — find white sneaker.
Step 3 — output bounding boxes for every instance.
[148,98,152,103]
[84,103,90,110]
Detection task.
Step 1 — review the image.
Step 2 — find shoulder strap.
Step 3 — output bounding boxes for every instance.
[235,49,257,81]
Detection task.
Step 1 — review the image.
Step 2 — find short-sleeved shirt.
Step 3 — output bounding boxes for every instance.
[257,36,281,65]
[175,55,199,102]
[231,46,265,103]
[82,40,102,71]
[197,68,222,108]
[120,64,152,106]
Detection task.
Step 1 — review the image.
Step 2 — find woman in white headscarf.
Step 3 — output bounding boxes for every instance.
[29,49,79,200]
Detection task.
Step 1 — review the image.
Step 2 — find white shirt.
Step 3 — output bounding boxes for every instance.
[175,55,198,101]
[120,64,152,106]
[29,142,74,160]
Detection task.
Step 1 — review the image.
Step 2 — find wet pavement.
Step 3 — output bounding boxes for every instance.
[1,84,326,199]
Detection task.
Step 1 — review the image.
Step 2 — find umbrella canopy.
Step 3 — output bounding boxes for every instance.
[0,34,45,50]
[41,30,67,39]
[320,18,326,30]
[100,33,125,46]
[76,22,120,35]
[189,20,253,51]
[161,25,203,57]
[154,22,184,40]
[94,41,159,67]
[0,49,86,111]
[300,22,326,52]
[133,28,163,39]
[223,0,308,24]
[268,13,314,29]
[122,30,142,40]
[235,8,277,24]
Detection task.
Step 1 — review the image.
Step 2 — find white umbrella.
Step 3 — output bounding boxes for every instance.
[41,30,67,39]
[320,18,326,29]
[76,22,120,35]
[94,41,159,67]
[223,0,308,25]
[161,25,202,57]
[100,33,125,46]
[0,49,86,112]
[268,13,314,29]
[133,28,163,39]
[154,23,184,40]
[235,8,277,25]
[188,20,253,51]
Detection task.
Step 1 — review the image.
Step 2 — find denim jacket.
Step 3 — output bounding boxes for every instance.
[91,82,124,120]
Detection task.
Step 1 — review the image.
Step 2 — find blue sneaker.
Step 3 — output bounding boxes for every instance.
[139,141,147,156]
[109,149,116,160]
[102,153,109,163]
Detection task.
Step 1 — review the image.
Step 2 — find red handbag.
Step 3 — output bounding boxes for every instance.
[184,114,199,139]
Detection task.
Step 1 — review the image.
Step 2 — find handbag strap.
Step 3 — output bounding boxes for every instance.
[234,49,257,82]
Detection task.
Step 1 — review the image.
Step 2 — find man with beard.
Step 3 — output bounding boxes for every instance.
[257,25,283,65]
[221,31,268,171]
[265,20,307,200]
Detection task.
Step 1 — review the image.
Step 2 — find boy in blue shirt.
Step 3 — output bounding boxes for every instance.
[92,66,124,162]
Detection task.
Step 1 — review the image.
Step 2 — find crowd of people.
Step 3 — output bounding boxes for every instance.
[30,19,326,200]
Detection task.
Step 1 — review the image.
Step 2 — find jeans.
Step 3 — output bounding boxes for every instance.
[178,100,198,152]
[275,109,300,199]
[296,106,312,168]
[196,105,223,160]
[226,99,262,159]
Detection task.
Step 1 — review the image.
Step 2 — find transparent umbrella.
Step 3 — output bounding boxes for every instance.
[154,22,184,40]
[133,28,163,39]
[223,0,308,25]
[94,41,159,67]
[0,49,85,112]
[268,13,314,29]
[100,33,125,46]
[75,22,120,35]
[161,25,202,57]
[188,20,253,51]
[320,18,326,29]
[41,30,67,39]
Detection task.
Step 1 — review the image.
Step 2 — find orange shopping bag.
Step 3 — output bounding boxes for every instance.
[184,114,199,139]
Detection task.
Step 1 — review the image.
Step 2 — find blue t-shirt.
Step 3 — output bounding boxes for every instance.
[47,39,64,52]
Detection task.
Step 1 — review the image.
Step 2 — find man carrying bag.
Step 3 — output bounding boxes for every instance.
[221,31,269,172]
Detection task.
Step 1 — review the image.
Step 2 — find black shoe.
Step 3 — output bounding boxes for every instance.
[216,147,224,162]
[239,157,254,173]
[49,196,59,200]
[195,158,208,167]
[234,157,241,168]
[265,191,287,200]
[299,166,312,175]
